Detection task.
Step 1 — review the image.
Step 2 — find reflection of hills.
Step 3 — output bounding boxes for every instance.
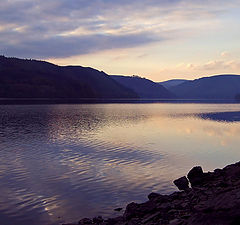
[46,105,150,142]
[197,111,240,122]
[0,105,149,143]
[171,111,240,123]
[0,105,159,223]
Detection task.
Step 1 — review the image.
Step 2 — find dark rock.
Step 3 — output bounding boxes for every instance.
[114,207,123,212]
[78,218,93,224]
[123,202,139,220]
[187,166,204,186]
[92,216,103,224]
[173,176,189,191]
[169,218,182,225]
[63,224,77,225]
[124,200,157,221]
[142,211,161,224]
[67,161,240,225]
[214,168,222,174]
[105,216,124,225]
[148,192,161,201]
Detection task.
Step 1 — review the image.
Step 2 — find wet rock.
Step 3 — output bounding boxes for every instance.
[124,200,157,221]
[105,216,124,225]
[78,218,93,224]
[63,224,78,225]
[187,166,204,187]
[92,216,103,224]
[169,218,182,225]
[125,218,141,225]
[173,176,189,191]
[114,207,123,212]
[148,192,161,201]
[214,168,222,174]
[142,211,161,224]
[66,161,240,225]
[123,202,139,220]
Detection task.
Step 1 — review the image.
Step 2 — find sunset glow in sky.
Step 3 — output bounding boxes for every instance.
[1,0,240,81]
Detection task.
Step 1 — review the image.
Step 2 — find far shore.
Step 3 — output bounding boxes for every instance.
[0,98,239,105]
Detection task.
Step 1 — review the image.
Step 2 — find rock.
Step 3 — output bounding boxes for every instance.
[142,211,161,224]
[66,161,240,225]
[123,202,139,220]
[105,216,124,225]
[63,224,78,225]
[114,207,123,212]
[92,216,103,224]
[214,168,222,174]
[78,218,93,224]
[148,192,161,201]
[158,202,172,210]
[173,176,189,191]
[169,218,182,225]
[124,200,157,221]
[187,166,204,187]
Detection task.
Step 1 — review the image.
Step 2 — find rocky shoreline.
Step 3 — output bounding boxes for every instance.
[64,161,240,225]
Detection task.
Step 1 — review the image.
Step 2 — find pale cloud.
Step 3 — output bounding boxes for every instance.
[202,60,240,71]
[179,59,240,73]
[225,60,240,70]
[221,51,230,57]
[203,60,226,70]
[187,63,195,69]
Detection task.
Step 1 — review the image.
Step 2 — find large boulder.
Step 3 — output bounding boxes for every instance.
[123,200,157,220]
[187,166,204,187]
[147,192,161,201]
[173,176,189,191]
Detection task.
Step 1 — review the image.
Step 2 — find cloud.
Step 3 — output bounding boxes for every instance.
[202,60,240,71]
[0,0,240,58]
[203,60,226,70]
[181,59,240,73]
[1,32,160,58]
[221,51,230,57]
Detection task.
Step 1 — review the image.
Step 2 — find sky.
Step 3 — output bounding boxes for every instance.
[0,0,240,81]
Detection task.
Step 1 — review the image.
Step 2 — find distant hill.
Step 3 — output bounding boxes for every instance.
[0,56,138,99]
[169,74,240,99]
[159,79,188,89]
[112,75,175,99]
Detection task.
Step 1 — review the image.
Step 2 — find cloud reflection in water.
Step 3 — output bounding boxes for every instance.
[0,104,240,224]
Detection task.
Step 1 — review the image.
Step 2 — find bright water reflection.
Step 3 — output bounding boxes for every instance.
[0,103,240,224]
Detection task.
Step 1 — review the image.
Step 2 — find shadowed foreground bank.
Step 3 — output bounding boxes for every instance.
[64,161,240,225]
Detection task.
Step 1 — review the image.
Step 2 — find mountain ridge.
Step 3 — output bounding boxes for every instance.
[159,79,188,89]
[169,74,240,99]
[1,56,240,100]
[0,56,138,99]
[112,75,175,99]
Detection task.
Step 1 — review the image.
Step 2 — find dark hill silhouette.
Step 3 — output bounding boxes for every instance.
[197,111,240,122]
[112,75,175,99]
[159,79,188,89]
[170,74,240,99]
[0,56,138,99]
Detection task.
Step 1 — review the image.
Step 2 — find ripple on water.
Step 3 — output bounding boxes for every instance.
[1,104,240,224]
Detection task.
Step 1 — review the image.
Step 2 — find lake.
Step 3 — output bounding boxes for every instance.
[0,103,240,225]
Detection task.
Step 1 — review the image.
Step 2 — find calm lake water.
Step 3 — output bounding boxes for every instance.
[1,103,240,225]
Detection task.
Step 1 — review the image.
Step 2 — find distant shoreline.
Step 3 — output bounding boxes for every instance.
[0,98,239,105]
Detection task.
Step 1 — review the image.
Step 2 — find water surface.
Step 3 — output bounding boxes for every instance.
[0,103,240,224]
